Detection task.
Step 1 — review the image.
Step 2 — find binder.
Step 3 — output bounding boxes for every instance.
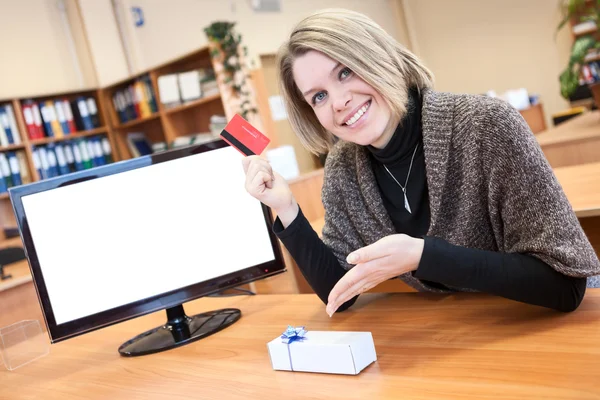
[0,166,7,193]
[0,153,13,187]
[113,95,125,123]
[53,144,70,175]
[76,97,94,130]
[101,137,113,164]
[4,105,22,144]
[85,139,98,167]
[31,102,44,138]
[62,99,77,133]
[62,142,77,172]
[39,102,54,137]
[78,139,93,169]
[0,109,14,144]
[31,147,44,180]
[124,89,137,121]
[128,86,141,118]
[54,100,70,134]
[46,101,64,138]
[7,152,22,186]
[70,142,84,171]
[86,97,100,128]
[0,112,9,147]
[16,151,31,184]
[135,81,151,117]
[37,147,52,179]
[21,102,37,140]
[91,137,105,166]
[44,146,60,177]
[142,75,158,113]
[69,99,82,131]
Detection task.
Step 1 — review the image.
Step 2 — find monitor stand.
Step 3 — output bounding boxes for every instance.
[118,304,241,357]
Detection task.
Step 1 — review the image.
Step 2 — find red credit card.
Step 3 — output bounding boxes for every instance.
[220,114,270,156]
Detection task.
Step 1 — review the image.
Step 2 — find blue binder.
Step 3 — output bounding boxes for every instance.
[6,152,22,186]
[0,109,14,144]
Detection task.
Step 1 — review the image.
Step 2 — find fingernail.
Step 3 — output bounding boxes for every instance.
[347,253,358,264]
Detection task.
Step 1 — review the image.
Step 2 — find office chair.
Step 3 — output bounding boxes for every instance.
[0,247,26,280]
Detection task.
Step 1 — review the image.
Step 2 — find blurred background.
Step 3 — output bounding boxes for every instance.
[1,0,600,298]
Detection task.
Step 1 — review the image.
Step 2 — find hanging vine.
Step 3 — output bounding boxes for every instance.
[204,21,257,120]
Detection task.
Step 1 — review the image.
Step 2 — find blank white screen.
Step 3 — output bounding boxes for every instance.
[22,146,275,325]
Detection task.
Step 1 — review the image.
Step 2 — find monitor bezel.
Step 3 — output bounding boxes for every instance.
[9,140,286,343]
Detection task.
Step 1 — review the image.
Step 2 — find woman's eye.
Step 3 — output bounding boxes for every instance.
[312,92,326,105]
[339,67,352,80]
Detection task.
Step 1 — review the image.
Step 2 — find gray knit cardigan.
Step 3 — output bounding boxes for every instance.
[321,89,600,292]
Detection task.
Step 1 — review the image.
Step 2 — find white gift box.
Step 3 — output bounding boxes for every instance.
[267,331,377,375]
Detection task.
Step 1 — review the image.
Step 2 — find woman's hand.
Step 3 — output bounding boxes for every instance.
[326,234,425,316]
[242,156,298,227]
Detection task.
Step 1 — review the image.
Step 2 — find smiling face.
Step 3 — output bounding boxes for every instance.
[292,50,398,149]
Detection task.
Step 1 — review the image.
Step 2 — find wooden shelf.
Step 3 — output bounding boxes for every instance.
[115,113,161,130]
[0,192,9,200]
[0,143,26,152]
[163,93,222,116]
[29,127,108,146]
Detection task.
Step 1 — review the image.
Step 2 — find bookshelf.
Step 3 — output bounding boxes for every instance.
[0,46,245,243]
[0,89,117,242]
[101,46,227,160]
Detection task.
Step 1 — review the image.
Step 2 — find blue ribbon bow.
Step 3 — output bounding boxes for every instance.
[281,325,307,344]
[280,326,307,371]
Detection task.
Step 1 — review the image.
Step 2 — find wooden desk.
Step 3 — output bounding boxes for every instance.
[2,292,600,399]
[554,162,600,218]
[536,111,600,167]
[554,162,600,258]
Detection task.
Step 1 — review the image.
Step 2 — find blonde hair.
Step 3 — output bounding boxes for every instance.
[277,9,434,155]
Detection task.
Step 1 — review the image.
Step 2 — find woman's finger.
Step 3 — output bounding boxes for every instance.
[327,274,375,317]
[250,171,274,194]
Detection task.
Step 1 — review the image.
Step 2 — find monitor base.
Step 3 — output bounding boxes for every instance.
[118,304,241,357]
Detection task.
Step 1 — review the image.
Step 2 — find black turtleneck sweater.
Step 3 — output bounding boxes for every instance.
[273,90,587,312]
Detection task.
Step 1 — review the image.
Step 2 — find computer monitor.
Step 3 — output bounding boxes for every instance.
[9,139,286,357]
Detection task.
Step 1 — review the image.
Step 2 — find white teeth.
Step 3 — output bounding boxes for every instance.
[345,102,370,126]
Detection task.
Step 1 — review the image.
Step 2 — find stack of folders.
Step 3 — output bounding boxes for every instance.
[21,96,102,140]
[157,68,219,109]
[31,136,114,181]
[112,75,158,124]
[0,103,23,147]
[0,151,31,193]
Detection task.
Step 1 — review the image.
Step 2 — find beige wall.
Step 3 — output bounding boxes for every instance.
[107,0,406,76]
[0,0,574,129]
[77,0,130,87]
[404,0,572,127]
[0,0,96,99]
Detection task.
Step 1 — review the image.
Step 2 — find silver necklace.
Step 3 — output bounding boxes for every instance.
[383,143,419,214]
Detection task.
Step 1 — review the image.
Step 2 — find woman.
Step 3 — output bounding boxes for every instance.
[242,9,600,315]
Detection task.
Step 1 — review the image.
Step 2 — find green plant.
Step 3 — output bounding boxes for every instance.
[204,21,257,120]
[557,0,600,99]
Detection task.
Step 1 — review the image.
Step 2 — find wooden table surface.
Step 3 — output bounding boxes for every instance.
[0,260,31,292]
[536,110,600,146]
[554,161,600,218]
[2,292,600,399]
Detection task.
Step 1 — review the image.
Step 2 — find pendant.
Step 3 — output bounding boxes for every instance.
[403,191,412,214]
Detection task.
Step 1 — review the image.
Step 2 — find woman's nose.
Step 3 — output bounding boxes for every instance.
[333,91,352,111]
